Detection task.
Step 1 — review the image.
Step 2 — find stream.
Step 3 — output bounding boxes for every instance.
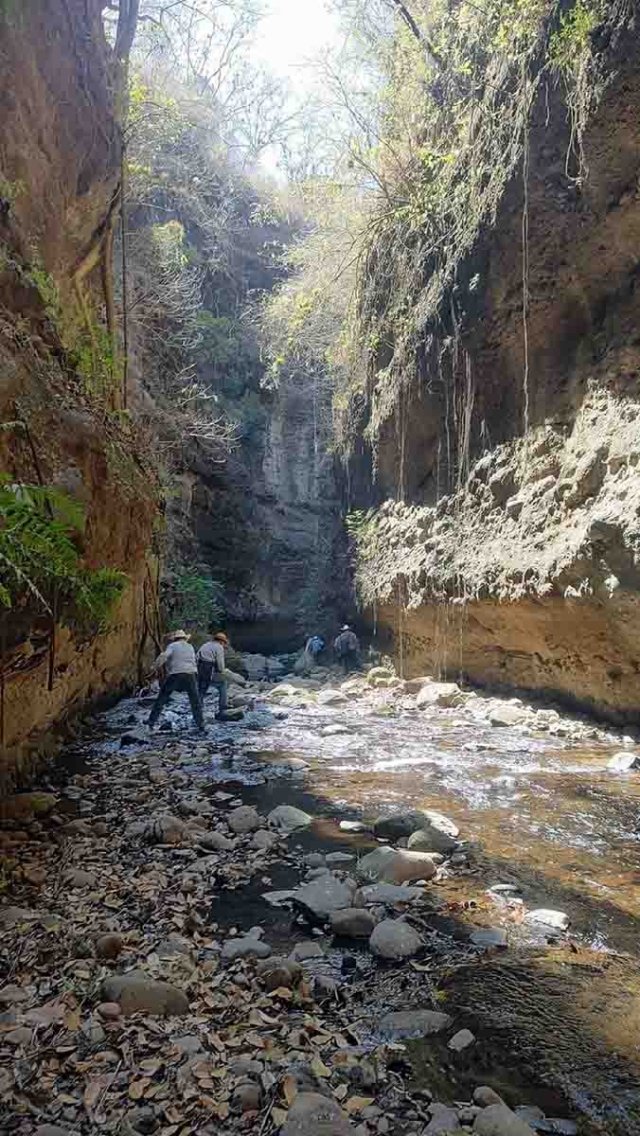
[26,666,640,1134]
[92,672,640,957]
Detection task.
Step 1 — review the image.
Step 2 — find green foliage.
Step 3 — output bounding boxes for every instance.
[0,177,24,204]
[27,261,62,324]
[550,0,604,74]
[166,572,225,633]
[0,475,126,628]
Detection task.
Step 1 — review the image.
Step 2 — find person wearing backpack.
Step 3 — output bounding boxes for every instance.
[197,629,230,720]
[333,625,359,674]
[304,633,325,664]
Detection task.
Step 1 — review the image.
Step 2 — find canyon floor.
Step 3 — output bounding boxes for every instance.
[1,666,640,1136]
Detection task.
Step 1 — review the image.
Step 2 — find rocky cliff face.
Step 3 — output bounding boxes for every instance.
[0,3,159,788]
[167,369,347,653]
[347,19,640,722]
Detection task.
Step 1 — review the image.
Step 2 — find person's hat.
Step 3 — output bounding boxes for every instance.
[214,632,229,645]
[170,629,190,641]
[341,624,350,631]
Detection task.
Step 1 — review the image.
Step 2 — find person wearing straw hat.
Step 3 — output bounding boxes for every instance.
[333,624,359,674]
[148,630,204,732]
[197,628,230,719]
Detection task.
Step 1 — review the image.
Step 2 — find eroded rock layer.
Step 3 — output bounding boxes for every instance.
[348,20,640,721]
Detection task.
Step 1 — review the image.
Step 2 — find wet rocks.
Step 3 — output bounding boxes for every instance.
[357,846,437,884]
[449,1028,475,1051]
[228,805,261,834]
[359,883,424,904]
[317,689,348,706]
[409,808,459,854]
[378,1009,452,1040]
[369,918,423,960]
[416,682,464,709]
[525,909,569,931]
[293,875,354,919]
[489,705,526,728]
[268,805,313,832]
[474,1105,538,1136]
[281,1091,351,1136]
[330,908,376,939]
[373,808,458,848]
[470,928,508,949]
[101,973,189,1016]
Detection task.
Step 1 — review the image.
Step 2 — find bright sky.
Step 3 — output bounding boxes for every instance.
[254,0,340,85]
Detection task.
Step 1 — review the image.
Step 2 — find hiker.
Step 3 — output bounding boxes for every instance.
[148,630,204,732]
[197,629,230,720]
[304,633,325,665]
[333,624,359,674]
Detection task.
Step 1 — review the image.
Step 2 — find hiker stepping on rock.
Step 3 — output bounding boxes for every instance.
[197,628,231,721]
[148,630,204,732]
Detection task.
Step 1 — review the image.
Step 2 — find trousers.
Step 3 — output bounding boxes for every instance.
[148,672,203,729]
[197,660,228,712]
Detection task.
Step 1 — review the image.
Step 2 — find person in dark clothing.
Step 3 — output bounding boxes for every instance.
[148,630,204,731]
[333,625,359,673]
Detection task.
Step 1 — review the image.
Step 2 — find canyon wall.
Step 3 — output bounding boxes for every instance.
[0,2,159,788]
[165,370,348,654]
[347,19,640,722]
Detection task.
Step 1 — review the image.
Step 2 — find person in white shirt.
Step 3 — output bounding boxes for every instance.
[197,629,229,719]
[148,630,204,731]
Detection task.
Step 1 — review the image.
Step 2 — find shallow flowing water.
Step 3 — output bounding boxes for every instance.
[94,680,640,956]
[58,676,640,1133]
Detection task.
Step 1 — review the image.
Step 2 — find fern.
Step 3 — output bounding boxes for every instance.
[0,475,126,627]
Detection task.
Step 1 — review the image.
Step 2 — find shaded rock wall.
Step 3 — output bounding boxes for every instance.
[0,3,159,788]
[347,21,640,721]
[168,373,348,653]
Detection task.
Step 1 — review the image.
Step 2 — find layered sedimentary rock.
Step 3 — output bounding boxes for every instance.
[347,19,640,721]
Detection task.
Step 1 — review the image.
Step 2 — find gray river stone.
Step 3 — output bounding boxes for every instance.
[359,883,424,904]
[474,1105,538,1136]
[281,1092,351,1136]
[268,805,313,832]
[525,909,569,931]
[357,846,437,884]
[369,918,423,960]
[330,907,376,939]
[293,876,354,919]
[470,927,508,948]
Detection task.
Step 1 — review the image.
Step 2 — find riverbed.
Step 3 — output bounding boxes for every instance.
[2,666,640,1136]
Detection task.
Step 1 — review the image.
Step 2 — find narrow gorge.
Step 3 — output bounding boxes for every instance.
[2,4,640,1136]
